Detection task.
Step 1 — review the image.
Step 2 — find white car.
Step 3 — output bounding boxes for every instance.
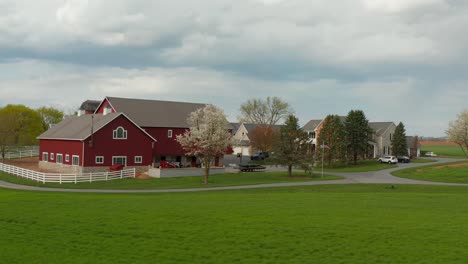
[378,156,398,164]
[425,152,438,157]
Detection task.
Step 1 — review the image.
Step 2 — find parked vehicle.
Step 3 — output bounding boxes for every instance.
[250,152,269,161]
[378,156,398,164]
[425,152,438,157]
[397,156,410,163]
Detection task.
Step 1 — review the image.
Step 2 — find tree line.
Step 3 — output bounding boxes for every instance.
[0,105,63,159]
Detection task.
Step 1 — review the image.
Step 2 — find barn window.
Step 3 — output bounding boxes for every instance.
[72,155,80,166]
[65,154,70,162]
[168,130,173,138]
[96,156,104,164]
[50,153,55,161]
[42,152,48,162]
[56,154,63,164]
[135,156,143,164]
[113,127,127,139]
[112,156,127,166]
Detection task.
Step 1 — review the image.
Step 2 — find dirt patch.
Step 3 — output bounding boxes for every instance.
[420,141,458,146]
[433,163,468,169]
[1,157,56,173]
[136,172,151,179]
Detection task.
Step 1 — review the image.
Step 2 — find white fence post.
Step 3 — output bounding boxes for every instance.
[133,168,136,178]
[120,170,123,179]
[90,172,93,183]
[75,174,77,184]
[106,171,108,181]
[59,174,62,184]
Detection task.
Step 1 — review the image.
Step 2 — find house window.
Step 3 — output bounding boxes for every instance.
[50,153,55,161]
[113,127,127,139]
[65,154,70,162]
[168,130,173,138]
[112,156,127,166]
[312,132,316,139]
[56,154,63,164]
[72,155,79,166]
[135,156,143,164]
[42,152,48,162]
[96,156,104,164]
[103,106,112,115]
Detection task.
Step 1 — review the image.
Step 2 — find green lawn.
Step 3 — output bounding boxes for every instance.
[2,185,468,263]
[314,159,397,172]
[421,145,467,158]
[0,171,342,190]
[392,162,468,183]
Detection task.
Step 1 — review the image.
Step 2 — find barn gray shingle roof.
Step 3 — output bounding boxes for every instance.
[38,113,121,140]
[79,100,101,112]
[106,97,207,128]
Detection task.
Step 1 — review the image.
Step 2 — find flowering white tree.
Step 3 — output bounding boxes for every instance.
[176,105,232,184]
[447,109,468,158]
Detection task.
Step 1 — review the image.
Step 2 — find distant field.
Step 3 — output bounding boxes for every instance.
[3,185,468,263]
[421,145,467,158]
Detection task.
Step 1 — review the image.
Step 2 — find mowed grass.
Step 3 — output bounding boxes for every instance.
[0,171,342,190]
[315,159,397,172]
[392,162,468,183]
[410,158,437,163]
[421,145,467,158]
[2,185,468,263]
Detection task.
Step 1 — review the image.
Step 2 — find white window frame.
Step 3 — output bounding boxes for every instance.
[56,153,63,164]
[135,156,143,164]
[96,156,104,164]
[42,152,48,162]
[168,130,173,138]
[113,127,128,139]
[72,155,80,166]
[65,154,70,163]
[112,156,127,166]
[50,153,55,161]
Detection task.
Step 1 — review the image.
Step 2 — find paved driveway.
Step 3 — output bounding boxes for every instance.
[0,158,467,193]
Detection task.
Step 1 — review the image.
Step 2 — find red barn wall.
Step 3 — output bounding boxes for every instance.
[143,127,187,156]
[39,140,83,165]
[95,99,115,114]
[83,115,154,167]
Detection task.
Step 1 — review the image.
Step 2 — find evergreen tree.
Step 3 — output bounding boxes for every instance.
[317,115,346,166]
[344,110,371,165]
[273,115,309,177]
[391,122,408,156]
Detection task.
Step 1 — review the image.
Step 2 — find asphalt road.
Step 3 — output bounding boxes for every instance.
[0,158,467,193]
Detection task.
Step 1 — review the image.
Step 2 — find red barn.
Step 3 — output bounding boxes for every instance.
[94,96,223,167]
[38,113,156,173]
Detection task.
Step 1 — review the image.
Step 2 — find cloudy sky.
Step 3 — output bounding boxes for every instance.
[1,0,467,136]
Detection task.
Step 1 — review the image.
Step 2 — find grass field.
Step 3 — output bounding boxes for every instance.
[0,171,342,189]
[421,145,467,158]
[392,162,468,183]
[2,184,468,263]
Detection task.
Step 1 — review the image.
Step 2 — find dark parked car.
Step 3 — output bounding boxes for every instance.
[250,152,269,161]
[397,156,410,163]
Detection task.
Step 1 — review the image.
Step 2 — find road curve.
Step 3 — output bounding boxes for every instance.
[0,158,467,193]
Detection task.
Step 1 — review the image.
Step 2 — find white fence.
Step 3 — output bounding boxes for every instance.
[3,149,39,159]
[0,162,136,184]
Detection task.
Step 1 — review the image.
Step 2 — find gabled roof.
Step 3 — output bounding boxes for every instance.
[369,122,395,136]
[79,100,101,112]
[102,96,207,128]
[242,123,282,134]
[406,136,421,147]
[38,113,156,142]
[303,120,323,131]
[230,123,242,135]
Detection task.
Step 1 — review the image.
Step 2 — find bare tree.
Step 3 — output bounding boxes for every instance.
[177,105,232,184]
[447,110,468,158]
[249,125,278,153]
[239,97,292,126]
